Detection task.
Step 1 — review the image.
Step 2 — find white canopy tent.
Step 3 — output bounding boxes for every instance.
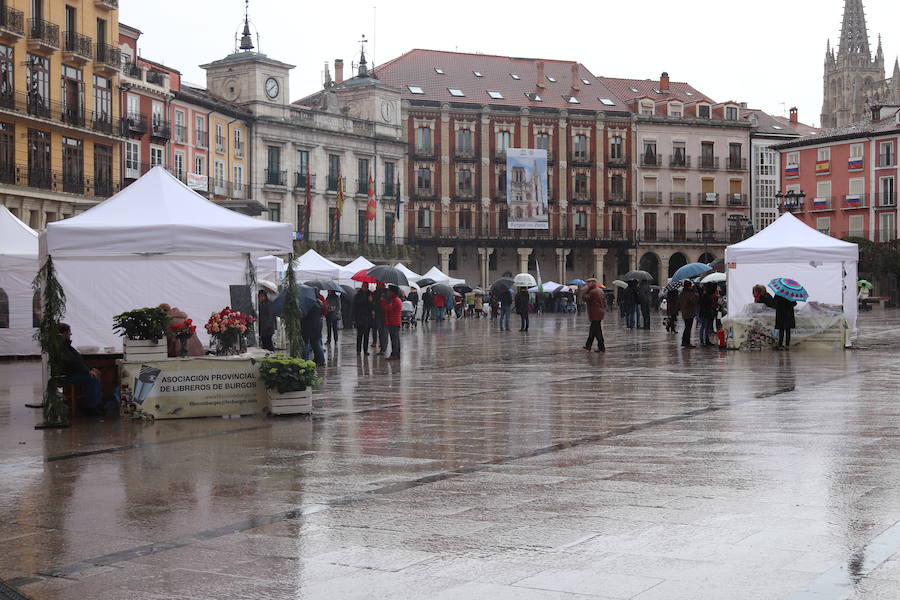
[257,255,286,283]
[339,256,375,282]
[725,213,858,339]
[420,266,466,286]
[293,249,343,281]
[528,281,566,294]
[394,263,422,282]
[0,206,40,356]
[41,167,292,351]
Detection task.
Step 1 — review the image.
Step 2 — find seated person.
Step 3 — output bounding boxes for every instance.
[58,322,103,415]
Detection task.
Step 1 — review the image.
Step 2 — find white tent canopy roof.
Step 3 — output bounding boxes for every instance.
[726,213,858,263]
[42,167,292,257]
[293,249,343,280]
[394,263,422,282]
[0,205,38,257]
[528,281,565,293]
[420,266,465,286]
[340,256,376,279]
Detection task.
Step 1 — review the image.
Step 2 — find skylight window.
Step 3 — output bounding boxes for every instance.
[487,90,504,99]
[510,73,520,80]
[599,98,615,106]
[685,91,694,96]
[582,78,591,85]
[565,95,580,104]
[407,85,425,94]
[653,89,663,94]
[434,67,444,74]
[629,87,639,93]
[546,76,556,83]
[525,92,542,102]
[473,71,483,77]
[772,125,784,130]
[448,88,465,97]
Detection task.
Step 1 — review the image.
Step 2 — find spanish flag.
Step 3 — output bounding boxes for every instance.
[336,169,344,218]
[366,171,376,221]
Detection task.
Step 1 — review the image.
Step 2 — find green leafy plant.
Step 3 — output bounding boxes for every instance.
[112,307,170,341]
[33,256,68,427]
[258,354,321,393]
[281,255,304,357]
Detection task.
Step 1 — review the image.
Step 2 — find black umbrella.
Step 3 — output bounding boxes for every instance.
[431,283,454,298]
[272,285,319,316]
[708,258,725,273]
[453,283,474,294]
[417,277,437,288]
[366,265,409,287]
[489,277,515,296]
[339,284,356,297]
[622,270,653,282]
[305,279,344,293]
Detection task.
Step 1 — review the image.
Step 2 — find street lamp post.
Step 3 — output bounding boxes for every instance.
[775,190,806,213]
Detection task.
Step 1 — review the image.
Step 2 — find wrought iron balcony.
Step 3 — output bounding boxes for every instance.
[699,192,720,205]
[0,6,25,42]
[27,18,59,53]
[195,130,208,148]
[63,31,93,63]
[670,192,691,206]
[878,153,895,168]
[607,193,627,205]
[413,187,435,199]
[727,193,748,207]
[234,140,244,157]
[1,163,119,197]
[569,151,592,165]
[726,157,747,171]
[216,135,226,152]
[294,172,316,188]
[413,146,435,160]
[145,70,166,86]
[876,193,895,207]
[698,156,720,170]
[572,190,591,204]
[383,181,396,197]
[455,148,477,161]
[809,196,833,211]
[842,194,868,209]
[669,154,691,168]
[122,63,142,79]
[607,154,628,167]
[60,103,85,127]
[94,43,120,73]
[95,0,119,9]
[327,175,340,191]
[454,185,479,201]
[123,113,147,135]
[151,119,171,139]
[173,125,187,144]
[264,169,287,186]
[640,191,662,205]
[640,154,662,167]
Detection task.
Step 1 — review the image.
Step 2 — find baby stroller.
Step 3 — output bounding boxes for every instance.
[401,300,417,329]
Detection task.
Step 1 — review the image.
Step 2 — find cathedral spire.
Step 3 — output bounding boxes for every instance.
[894,57,900,80]
[838,0,871,58]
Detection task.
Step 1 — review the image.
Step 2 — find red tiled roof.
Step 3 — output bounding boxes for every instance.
[372,49,628,111]
[598,76,714,105]
[770,115,820,137]
[742,108,819,137]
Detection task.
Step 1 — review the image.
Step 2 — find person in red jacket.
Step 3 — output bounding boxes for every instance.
[381,286,403,360]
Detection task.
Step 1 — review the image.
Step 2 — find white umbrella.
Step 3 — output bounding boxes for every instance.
[612,279,628,289]
[258,279,279,294]
[514,273,537,287]
[700,272,727,284]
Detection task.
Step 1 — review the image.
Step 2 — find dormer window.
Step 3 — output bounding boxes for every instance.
[510,73,520,80]
[434,67,444,74]
[640,101,654,116]
[725,106,739,120]
[698,104,711,119]
[525,92,542,102]
[668,102,683,117]
[448,88,465,97]
[408,85,425,94]
[565,96,580,104]
[599,98,615,106]
[487,90,504,99]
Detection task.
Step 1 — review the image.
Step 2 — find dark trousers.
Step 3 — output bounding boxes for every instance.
[67,372,102,411]
[519,311,529,331]
[778,328,792,347]
[371,318,380,345]
[640,303,650,329]
[586,320,605,350]
[387,325,400,357]
[260,333,274,351]
[625,305,637,328]
[423,306,431,322]
[681,317,695,347]
[325,316,339,343]
[378,320,389,352]
[302,336,325,364]
[356,324,370,353]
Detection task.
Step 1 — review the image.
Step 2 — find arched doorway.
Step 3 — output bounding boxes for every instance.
[698,252,716,264]
[639,252,660,284]
[668,252,687,278]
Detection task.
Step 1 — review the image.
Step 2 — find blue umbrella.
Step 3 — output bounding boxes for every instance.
[671,262,713,283]
[272,284,319,317]
[768,278,809,302]
[569,279,587,285]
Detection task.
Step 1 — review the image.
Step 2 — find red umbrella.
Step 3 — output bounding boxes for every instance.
[351,269,379,284]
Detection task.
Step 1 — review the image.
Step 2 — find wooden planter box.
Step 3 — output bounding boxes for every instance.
[267,388,312,415]
[123,338,168,362]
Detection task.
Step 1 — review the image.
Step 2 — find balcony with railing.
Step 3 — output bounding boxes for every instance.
[294,171,316,189]
[413,145,435,160]
[173,124,186,144]
[327,175,340,191]
[727,193,748,207]
[356,178,369,195]
[383,180,396,197]
[234,140,244,157]
[413,186,435,200]
[455,148,477,161]
[123,113,147,135]
[810,196,833,211]
[94,43,120,74]
[698,156,720,170]
[669,154,691,169]
[699,192,720,205]
[726,156,747,171]
[145,69,166,86]
[227,181,245,199]
[454,184,479,201]
[150,119,171,140]
[607,192,627,205]
[640,191,662,205]
[264,169,286,186]
[195,130,208,148]
[572,190,591,204]
[216,135,226,153]
[60,102,85,127]
[494,148,507,162]
[876,193,895,207]
[640,154,662,167]
[95,0,119,8]
[0,6,25,43]
[122,63,142,79]
[636,228,729,245]
[62,31,92,63]
[607,153,628,167]
[0,163,119,197]
[569,151,591,166]
[0,89,122,137]
[27,18,59,53]
[878,153,895,168]
[670,191,691,206]
[842,194,868,209]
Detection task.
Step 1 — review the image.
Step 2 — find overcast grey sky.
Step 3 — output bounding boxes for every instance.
[121,0,900,127]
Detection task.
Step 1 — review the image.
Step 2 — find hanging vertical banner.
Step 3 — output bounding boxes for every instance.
[507,148,548,229]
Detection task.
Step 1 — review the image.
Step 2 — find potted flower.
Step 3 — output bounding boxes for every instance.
[113,307,171,361]
[205,307,255,355]
[169,318,197,358]
[257,354,321,415]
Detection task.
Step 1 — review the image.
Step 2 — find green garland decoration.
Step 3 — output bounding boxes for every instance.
[281,254,304,358]
[33,255,69,428]
[245,253,258,342]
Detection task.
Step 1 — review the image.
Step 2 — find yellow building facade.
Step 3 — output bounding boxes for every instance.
[0,0,121,229]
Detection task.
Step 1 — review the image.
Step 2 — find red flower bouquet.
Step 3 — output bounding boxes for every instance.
[205,307,255,355]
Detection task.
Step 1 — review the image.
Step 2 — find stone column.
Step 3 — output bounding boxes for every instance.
[592,248,607,281]
[556,247,571,284]
[517,247,532,274]
[438,246,454,273]
[626,248,637,272]
[477,247,494,289]
[441,104,451,236]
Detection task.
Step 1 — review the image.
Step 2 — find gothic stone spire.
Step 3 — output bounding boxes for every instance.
[838,0,871,58]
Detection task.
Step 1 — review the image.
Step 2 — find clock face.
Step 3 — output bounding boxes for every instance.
[380,101,394,122]
[265,77,279,99]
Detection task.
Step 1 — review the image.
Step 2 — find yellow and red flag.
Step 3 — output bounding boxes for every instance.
[336,169,344,218]
[366,171,376,221]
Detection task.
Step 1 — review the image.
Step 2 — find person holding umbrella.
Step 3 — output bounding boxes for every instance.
[381,286,403,360]
[768,278,803,350]
[422,287,433,323]
[352,283,374,354]
[257,290,276,351]
[499,286,513,330]
[515,286,530,332]
[325,290,341,345]
[583,278,606,352]
[678,280,699,348]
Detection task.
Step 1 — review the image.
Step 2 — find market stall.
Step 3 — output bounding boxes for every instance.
[340,256,375,283]
[0,206,40,356]
[293,249,342,281]
[420,266,466,287]
[257,255,286,283]
[724,213,858,349]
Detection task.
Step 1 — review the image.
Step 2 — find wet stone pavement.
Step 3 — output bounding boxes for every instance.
[3,310,900,599]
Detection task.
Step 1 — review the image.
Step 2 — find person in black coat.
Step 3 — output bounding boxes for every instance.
[773,294,797,350]
[352,284,374,354]
[257,290,276,351]
[515,287,530,332]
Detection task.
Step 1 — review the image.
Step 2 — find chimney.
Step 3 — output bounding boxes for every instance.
[660,71,669,92]
[739,102,748,109]
[789,107,798,124]
[571,63,580,91]
[335,59,344,85]
[536,61,545,88]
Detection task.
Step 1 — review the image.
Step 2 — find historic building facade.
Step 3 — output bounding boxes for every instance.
[0,0,122,228]
[373,49,635,287]
[821,0,900,128]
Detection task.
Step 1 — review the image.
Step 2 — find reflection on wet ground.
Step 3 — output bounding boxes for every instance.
[3,310,900,599]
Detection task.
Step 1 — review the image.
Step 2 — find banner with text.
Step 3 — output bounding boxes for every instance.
[506,148,549,230]
[120,357,265,419]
